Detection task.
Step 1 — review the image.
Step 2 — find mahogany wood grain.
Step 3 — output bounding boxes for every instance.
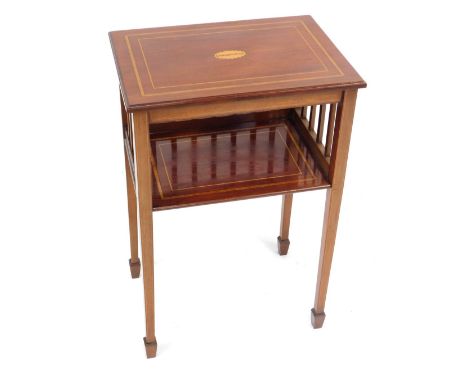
[110,16,365,111]
[149,89,342,124]
[312,89,357,328]
[150,116,329,210]
[121,92,137,186]
[308,105,316,131]
[110,16,365,358]
[124,153,141,278]
[325,103,337,157]
[150,110,288,138]
[316,105,326,144]
[290,108,330,179]
[277,193,293,255]
[121,93,141,278]
[133,111,157,357]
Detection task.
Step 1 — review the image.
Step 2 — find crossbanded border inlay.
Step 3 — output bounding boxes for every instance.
[124,20,344,97]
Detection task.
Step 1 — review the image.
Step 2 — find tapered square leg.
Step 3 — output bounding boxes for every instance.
[134,111,157,358]
[277,193,293,255]
[311,90,357,329]
[122,93,141,279]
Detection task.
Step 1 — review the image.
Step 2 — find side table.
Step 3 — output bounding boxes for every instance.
[109,15,366,358]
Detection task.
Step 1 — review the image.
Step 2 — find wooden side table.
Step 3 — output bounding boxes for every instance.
[109,15,366,358]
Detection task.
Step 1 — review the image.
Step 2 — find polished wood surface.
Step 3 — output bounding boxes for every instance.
[149,113,329,210]
[112,16,365,358]
[121,93,141,279]
[325,103,337,157]
[148,89,342,124]
[277,193,293,255]
[312,89,357,328]
[110,16,366,111]
[133,111,157,358]
[124,151,141,279]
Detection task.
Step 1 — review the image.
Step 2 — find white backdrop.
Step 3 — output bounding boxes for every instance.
[1,1,467,380]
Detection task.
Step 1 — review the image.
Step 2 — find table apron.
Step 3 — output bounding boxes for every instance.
[148,89,344,123]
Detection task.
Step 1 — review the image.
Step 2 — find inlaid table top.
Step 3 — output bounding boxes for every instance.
[109,15,366,111]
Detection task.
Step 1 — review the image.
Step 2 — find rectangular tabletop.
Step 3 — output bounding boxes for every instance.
[110,16,366,111]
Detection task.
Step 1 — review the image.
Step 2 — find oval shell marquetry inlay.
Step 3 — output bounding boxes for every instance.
[214,50,247,60]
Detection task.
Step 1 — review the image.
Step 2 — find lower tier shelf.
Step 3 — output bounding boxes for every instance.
[150,110,330,210]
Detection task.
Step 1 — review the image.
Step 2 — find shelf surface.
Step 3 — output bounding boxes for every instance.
[110,15,366,110]
[150,117,329,210]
